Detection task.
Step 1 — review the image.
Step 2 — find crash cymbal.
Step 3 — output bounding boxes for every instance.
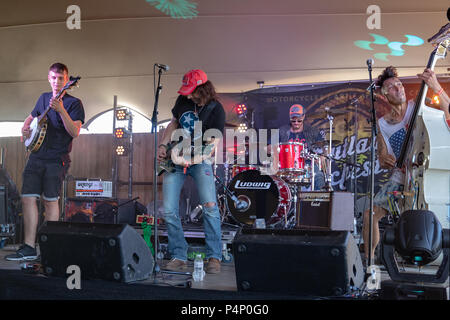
[307,108,353,120]
[225,142,268,154]
[226,148,246,155]
[311,140,341,148]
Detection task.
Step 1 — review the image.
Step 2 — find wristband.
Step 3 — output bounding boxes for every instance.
[436,88,444,96]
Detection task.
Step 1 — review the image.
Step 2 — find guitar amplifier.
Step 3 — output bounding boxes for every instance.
[296,191,354,231]
[64,198,143,225]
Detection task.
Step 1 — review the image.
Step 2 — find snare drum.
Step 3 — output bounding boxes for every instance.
[278,142,306,173]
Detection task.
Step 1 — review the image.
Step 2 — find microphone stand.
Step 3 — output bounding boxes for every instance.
[151,66,164,277]
[150,65,191,283]
[367,61,377,269]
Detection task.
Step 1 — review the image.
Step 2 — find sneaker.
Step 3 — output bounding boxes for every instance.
[164,258,188,271]
[205,258,221,274]
[5,244,38,261]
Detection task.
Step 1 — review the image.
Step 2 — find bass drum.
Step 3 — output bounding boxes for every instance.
[226,169,291,226]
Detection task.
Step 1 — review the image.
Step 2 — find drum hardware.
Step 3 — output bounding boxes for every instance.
[306,108,350,120]
[225,122,239,127]
[213,174,249,212]
[310,140,341,149]
[189,204,203,223]
[309,108,345,192]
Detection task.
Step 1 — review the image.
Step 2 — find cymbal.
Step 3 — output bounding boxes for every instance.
[226,146,246,155]
[307,108,352,120]
[226,141,268,154]
[225,122,239,127]
[311,140,341,148]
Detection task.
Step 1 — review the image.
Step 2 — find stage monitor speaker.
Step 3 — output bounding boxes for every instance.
[38,221,154,283]
[296,191,354,231]
[233,228,364,297]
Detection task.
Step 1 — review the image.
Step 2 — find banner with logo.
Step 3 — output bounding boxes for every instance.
[219,80,430,208]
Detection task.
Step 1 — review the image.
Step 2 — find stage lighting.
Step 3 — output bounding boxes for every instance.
[236,104,247,117]
[433,95,440,105]
[381,209,449,283]
[115,145,129,156]
[115,109,130,121]
[114,128,130,139]
[238,123,247,133]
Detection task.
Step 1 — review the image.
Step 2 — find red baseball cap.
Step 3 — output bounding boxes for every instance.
[178,69,208,96]
[289,104,305,118]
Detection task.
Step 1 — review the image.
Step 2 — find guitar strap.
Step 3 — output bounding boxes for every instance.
[197,100,217,123]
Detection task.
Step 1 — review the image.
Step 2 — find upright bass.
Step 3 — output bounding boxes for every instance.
[396,26,450,229]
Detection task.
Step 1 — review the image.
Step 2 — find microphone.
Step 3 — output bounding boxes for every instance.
[366,81,379,91]
[235,200,249,211]
[366,58,374,67]
[228,193,249,211]
[155,63,170,71]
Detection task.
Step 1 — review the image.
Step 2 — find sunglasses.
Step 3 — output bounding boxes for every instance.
[290,118,303,123]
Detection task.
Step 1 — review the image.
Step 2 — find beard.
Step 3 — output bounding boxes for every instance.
[386,93,406,106]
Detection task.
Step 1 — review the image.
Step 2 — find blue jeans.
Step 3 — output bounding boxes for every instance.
[300,163,325,191]
[162,162,222,261]
[313,164,325,191]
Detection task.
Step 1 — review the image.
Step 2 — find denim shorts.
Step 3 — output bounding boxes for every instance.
[21,157,69,201]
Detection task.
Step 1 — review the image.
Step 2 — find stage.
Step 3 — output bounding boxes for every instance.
[1,239,448,302]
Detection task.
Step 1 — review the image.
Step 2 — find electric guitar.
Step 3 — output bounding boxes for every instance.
[24,76,81,152]
[157,140,216,176]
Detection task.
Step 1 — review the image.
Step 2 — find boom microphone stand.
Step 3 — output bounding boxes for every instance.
[151,65,164,277]
[150,64,191,283]
[366,58,377,268]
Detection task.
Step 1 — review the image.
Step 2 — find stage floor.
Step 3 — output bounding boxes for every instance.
[0,238,448,301]
[0,243,237,291]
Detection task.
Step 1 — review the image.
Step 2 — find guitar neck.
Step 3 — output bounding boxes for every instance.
[396,48,437,168]
[39,89,67,121]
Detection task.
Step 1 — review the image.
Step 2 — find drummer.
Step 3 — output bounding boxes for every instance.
[278,104,326,190]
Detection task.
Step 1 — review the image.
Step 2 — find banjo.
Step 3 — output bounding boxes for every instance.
[24,76,81,152]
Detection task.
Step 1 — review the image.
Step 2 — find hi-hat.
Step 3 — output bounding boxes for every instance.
[225,122,239,127]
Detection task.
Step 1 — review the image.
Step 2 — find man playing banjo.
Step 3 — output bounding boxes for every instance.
[6,63,84,261]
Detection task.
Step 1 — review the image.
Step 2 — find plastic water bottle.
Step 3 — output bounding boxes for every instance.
[192,254,205,281]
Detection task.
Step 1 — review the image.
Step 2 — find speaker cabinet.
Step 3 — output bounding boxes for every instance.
[64,198,140,225]
[233,228,364,297]
[38,221,154,283]
[296,191,354,231]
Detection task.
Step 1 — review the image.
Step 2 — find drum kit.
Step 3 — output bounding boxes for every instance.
[214,107,346,229]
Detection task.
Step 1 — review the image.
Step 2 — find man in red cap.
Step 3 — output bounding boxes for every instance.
[278,104,326,190]
[157,69,225,274]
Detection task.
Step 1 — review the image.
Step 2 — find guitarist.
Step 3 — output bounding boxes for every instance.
[157,69,225,274]
[362,66,449,265]
[6,63,84,261]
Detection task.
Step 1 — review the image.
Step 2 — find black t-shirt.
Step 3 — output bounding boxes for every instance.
[287,131,307,146]
[30,92,85,162]
[171,95,225,144]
